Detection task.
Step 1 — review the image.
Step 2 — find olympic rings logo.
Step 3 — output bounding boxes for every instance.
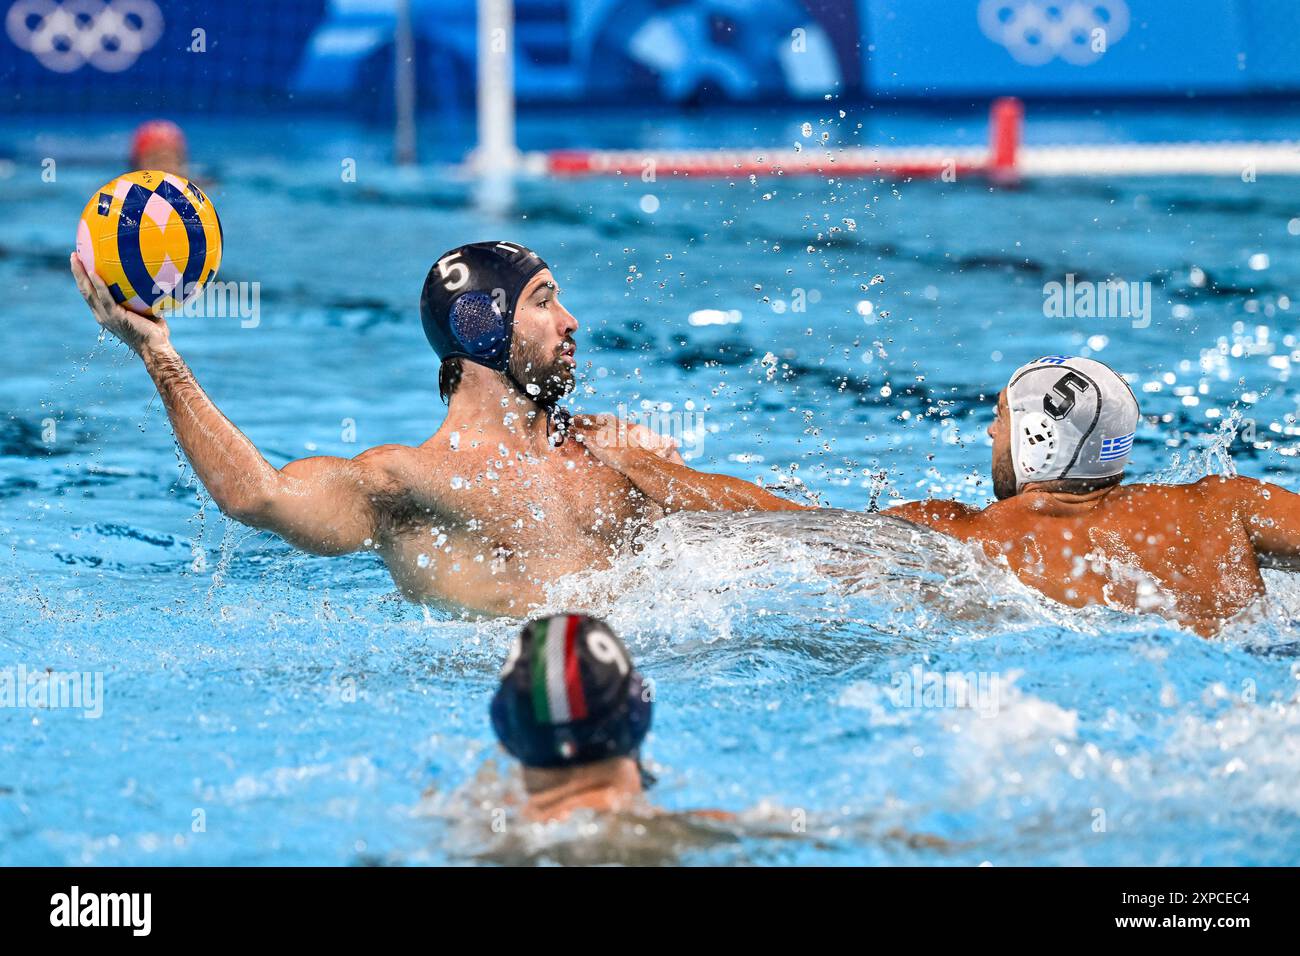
[5,0,163,73]
[978,0,1129,66]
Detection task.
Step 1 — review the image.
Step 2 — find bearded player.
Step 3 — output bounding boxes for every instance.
[72,240,680,616]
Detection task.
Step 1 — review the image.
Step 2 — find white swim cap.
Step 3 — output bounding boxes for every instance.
[1005,355,1140,493]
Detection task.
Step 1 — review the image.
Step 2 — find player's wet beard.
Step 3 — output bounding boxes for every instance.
[509,338,575,407]
[992,445,1018,500]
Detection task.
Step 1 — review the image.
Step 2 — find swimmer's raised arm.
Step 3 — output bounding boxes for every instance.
[574,415,807,513]
[72,253,387,555]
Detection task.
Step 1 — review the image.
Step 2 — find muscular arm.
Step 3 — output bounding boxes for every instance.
[576,418,807,513]
[142,345,391,554]
[625,450,809,513]
[74,254,386,556]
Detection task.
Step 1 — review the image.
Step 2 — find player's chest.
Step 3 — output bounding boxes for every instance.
[433,452,649,545]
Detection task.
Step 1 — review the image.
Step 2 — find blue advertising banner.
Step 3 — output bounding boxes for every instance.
[1,0,1298,112]
[861,0,1275,96]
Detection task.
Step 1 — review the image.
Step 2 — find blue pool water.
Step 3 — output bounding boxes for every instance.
[3,107,1300,865]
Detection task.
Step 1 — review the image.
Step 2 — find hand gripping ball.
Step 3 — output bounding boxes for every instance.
[76,170,223,317]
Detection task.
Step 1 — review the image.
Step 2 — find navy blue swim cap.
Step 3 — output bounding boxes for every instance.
[420,240,548,372]
[490,614,652,770]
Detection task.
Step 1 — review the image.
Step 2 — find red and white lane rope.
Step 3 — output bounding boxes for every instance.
[524,98,1300,181]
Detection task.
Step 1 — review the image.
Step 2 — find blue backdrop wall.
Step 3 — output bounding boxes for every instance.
[2,0,1298,114]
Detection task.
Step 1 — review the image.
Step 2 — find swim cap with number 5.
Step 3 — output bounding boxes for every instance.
[1006,355,1140,492]
[419,240,548,371]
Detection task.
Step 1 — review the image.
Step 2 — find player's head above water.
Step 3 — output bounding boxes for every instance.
[989,355,1140,500]
[129,119,188,176]
[491,613,652,788]
[420,241,577,409]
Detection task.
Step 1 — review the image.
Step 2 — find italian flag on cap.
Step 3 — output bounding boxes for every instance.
[531,615,589,724]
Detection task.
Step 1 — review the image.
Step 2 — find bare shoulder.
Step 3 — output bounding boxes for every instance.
[352,442,418,472]
[886,498,979,531]
[348,444,452,507]
[351,442,462,529]
[347,443,420,485]
[1121,475,1277,514]
[1191,474,1287,508]
[1133,474,1266,505]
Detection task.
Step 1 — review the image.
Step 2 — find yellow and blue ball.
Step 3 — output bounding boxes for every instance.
[76,170,223,317]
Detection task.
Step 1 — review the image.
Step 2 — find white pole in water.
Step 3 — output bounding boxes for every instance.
[394,0,417,166]
[475,0,519,182]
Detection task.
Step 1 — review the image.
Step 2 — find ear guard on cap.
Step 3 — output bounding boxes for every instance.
[420,241,548,374]
[449,291,508,362]
[1015,411,1059,483]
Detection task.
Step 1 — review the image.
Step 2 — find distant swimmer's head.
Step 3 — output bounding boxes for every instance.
[490,614,652,788]
[989,355,1140,500]
[129,120,188,176]
[421,241,578,408]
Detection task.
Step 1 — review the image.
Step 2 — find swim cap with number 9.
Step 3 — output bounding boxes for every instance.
[490,613,652,769]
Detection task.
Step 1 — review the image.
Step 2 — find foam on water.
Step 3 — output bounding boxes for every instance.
[4,451,1300,864]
